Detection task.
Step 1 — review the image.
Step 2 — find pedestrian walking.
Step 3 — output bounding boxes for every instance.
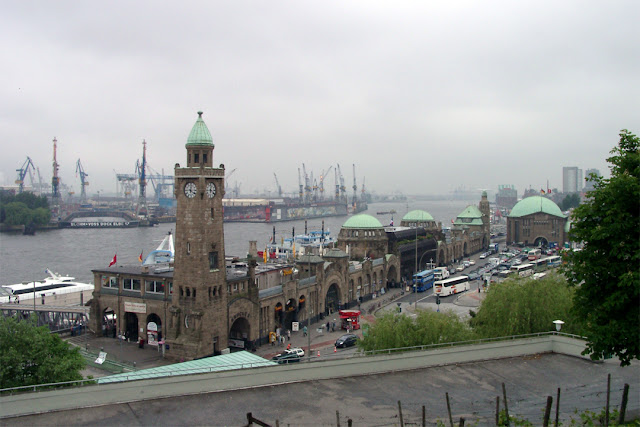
[326,321,330,332]
[287,329,291,341]
[303,325,308,337]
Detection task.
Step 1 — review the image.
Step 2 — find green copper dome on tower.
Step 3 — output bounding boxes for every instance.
[186,111,214,147]
[342,214,384,229]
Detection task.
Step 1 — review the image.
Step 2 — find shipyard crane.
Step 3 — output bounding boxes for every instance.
[302,163,311,202]
[51,137,60,199]
[273,173,282,197]
[75,159,89,201]
[352,163,358,204]
[361,177,366,197]
[334,167,339,200]
[225,168,237,196]
[298,168,304,201]
[15,156,35,193]
[337,163,347,201]
[318,165,333,200]
[134,140,148,216]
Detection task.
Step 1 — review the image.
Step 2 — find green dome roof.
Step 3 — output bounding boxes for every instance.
[186,111,214,147]
[509,196,565,218]
[342,214,383,229]
[402,210,434,221]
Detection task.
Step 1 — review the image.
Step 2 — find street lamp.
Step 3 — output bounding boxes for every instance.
[553,320,564,332]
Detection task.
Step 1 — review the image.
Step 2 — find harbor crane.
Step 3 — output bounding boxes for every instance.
[225,168,237,196]
[302,163,311,202]
[336,163,347,202]
[319,165,333,200]
[51,137,61,200]
[273,173,282,197]
[75,159,89,201]
[352,163,358,205]
[298,168,304,201]
[15,156,35,193]
[135,140,148,216]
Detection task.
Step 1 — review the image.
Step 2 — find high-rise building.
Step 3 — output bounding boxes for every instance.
[583,168,601,191]
[563,167,582,193]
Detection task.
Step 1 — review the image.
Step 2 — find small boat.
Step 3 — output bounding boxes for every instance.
[262,230,336,260]
[143,231,175,265]
[0,269,93,304]
[376,209,397,215]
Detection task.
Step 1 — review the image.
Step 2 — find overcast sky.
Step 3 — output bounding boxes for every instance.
[2,1,639,198]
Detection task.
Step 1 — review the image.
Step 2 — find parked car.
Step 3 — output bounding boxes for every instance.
[335,333,358,348]
[272,352,302,364]
[468,272,480,281]
[456,265,465,272]
[285,348,305,357]
[479,253,487,259]
[469,260,476,266]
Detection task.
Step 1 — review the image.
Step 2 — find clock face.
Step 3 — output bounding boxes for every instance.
[206,182,216,198]
[184,182,197,198]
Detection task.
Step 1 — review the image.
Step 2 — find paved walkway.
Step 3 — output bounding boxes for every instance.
[255,287,404,360]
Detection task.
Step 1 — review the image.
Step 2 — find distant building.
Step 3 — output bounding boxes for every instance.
[507,196,569,247]
[495,185,517,209]
[563,167,582,193]
[583,168,601,192]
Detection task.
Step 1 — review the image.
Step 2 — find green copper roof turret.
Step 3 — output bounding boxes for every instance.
[186,111,214,147]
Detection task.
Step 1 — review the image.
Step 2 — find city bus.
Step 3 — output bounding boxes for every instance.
[434,276,469,297]
[527,249,542,261]
[546,255,561,268]
[532,258,548,270]
[510,263,534,277]
[412,269,435,292]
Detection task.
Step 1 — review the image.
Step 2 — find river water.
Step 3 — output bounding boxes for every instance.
[0,200,475,286]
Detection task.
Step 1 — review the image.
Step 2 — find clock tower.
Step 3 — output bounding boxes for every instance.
[166,111,228,360]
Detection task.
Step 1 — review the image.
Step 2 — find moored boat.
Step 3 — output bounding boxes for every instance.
[0,269,94,304]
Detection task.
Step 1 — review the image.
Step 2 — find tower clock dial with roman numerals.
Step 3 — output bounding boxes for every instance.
[206,182,216,198]
[184,182,197,198]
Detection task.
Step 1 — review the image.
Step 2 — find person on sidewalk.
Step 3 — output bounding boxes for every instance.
[303,325,308,337]
[287,329,291,341]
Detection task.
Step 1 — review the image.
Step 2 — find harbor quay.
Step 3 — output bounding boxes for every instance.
[86,111,497,363]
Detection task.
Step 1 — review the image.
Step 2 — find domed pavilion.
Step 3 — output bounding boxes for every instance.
[507,196,568,247]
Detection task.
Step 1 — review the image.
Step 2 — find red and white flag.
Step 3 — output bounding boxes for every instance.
[109,254,117,267]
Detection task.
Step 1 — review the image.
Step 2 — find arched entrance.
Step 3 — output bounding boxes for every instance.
[124,312,138,341]
[274,302,284,327]
[102,307,116,338]
[284,298,297,330]
[325,283,340,315]
[146,313,162,346]
[463,242,468,257]
[229,317,251,351]
[439,249,445,266]
[533,236,549,247]
[386,265,398,288]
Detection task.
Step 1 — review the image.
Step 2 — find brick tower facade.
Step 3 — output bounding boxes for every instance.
[166,111,228,360]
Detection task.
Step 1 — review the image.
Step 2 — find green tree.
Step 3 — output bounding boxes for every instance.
[564,129,640,366]
[358,310,474,352]
[31,207,51,225]
[471,273,582,337]
[560,193,580,211]
[0,316,85,389]
[3,202,33,226]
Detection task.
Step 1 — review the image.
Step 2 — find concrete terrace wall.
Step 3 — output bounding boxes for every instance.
[0,334,592,419]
